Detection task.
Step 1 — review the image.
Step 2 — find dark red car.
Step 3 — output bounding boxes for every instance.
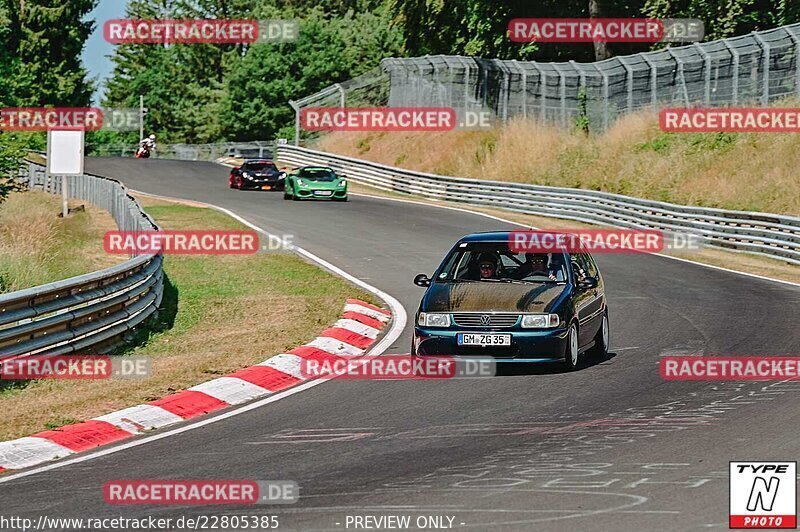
[228,159,286,191]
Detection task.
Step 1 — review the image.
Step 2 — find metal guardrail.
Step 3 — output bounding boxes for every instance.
[277,145,800,265]
[0,163,164,362]
[89,141,275,161]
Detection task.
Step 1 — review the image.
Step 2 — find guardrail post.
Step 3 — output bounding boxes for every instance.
[753,32,771,106]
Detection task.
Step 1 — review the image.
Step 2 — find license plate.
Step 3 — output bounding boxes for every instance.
[314,190,333,196]
[261,185,271,190]
[457,333,511,346]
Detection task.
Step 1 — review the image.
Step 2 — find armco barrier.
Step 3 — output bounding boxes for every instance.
[0,163,163,362]
[277,145,800,265]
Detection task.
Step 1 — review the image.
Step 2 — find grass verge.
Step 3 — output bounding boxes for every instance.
[0,190,123,293]
[0,195,376,441]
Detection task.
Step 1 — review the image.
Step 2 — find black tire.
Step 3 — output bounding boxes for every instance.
[563,323,580,371]
[292,189,300,201]
[283,190,291,200]
[588,309,610,357]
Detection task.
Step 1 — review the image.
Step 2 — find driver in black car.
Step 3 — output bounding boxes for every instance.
[515,253,558,281]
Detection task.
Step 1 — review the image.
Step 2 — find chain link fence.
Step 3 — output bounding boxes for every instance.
[290,23,800,141]
[89,141,275,161]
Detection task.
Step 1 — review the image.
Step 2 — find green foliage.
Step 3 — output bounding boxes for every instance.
[0,134,27,203]
[0,0,97,106]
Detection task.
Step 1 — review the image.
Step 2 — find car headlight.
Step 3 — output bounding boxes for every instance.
[297,179,307,186]
[417,312,450,328]
[338,179,347,187]
[242,172,252,179]
[521,314,560,328]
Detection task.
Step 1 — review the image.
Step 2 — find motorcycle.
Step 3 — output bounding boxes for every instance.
[135,145,151,159]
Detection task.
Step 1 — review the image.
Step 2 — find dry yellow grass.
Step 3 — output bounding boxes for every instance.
[0,196,377,440]
[0,191,123,293]
[319,109,800,215]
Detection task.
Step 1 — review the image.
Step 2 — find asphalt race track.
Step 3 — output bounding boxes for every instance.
[2,157,800,531]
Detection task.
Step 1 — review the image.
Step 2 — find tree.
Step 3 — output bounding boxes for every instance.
[0,0,97,106]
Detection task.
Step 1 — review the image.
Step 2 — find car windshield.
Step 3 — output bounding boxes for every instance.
[298,168,338,181]
[243,163,276,172]
[436,242,568,284]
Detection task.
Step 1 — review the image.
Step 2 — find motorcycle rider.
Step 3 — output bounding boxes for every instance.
[136,134,157,158]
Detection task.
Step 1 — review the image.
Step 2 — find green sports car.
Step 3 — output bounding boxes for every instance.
[283,166,348,201]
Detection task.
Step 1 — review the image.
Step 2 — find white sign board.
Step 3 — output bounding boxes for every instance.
[47,129,85,175]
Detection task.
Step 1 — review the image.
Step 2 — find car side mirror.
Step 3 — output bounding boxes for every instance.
[578,276,598,289]
[414,274,431,287]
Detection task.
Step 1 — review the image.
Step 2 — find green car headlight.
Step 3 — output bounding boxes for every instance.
[338,179,347,187]
[297,179,307,186]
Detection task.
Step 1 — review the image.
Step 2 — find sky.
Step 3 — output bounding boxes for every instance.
[82,0,128,103]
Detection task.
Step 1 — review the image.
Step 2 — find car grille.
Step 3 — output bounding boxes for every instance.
[452,313,520,328]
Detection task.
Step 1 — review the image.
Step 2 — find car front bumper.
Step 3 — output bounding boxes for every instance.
[294,187,348,200]
[413,326,570,362]
[242,179,285,190]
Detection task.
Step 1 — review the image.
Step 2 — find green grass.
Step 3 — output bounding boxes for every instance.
[0,198,382,441]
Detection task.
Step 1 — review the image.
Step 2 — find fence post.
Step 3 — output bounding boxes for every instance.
[721,39,740,104]
[640,53,658,108]
[552,62,571,128]
[595,64,609,130]
[538,65,548,123]
[512,60,527,119]
[617,56,635,113]
[666,48,689,105]
[785,26,800,96]
[753,32,771,106]
[334,83,345,108]
[693,43,712,105]
[289,100,300,146]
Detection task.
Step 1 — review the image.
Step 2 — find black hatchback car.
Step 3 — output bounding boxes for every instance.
[229,159,286,191]
[412,232,609,370]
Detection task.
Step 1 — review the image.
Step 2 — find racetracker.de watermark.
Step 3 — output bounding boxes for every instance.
[103,231,295,255]
[661,356,800,380]
[1,107,161,132]
[300,355,496,380]
[104,19,298,44]
[0,355,150,380]
[104,480,298,505]
[661,108,800,132]
[508,229,704,254]
[508,18,704,43]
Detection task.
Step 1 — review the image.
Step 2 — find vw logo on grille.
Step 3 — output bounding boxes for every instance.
[480,315,491,325]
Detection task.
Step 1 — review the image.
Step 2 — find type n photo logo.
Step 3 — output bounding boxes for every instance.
[730,462,796,529]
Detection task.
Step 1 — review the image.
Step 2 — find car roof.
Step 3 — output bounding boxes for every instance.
[457,231,583,254]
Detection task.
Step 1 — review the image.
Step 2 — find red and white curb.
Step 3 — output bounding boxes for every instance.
[0,299,389,472]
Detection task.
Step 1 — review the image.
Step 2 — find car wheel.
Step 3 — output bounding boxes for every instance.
[588,310,610,357]
[563,323,580,371]
[283,189,291,200]
[292,188,300,201]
